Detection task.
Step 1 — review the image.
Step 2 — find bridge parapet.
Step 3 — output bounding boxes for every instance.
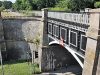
[2,16,41,20]
[47,10,90,56]
[48,11,90,25]
[41,9,100,74]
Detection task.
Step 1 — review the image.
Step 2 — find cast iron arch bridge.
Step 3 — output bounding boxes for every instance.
[46,11,90,68]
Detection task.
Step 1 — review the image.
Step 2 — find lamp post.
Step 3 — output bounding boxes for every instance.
[0,46,4,75]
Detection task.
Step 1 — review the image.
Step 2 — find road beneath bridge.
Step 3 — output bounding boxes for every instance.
[41,44,82,75]
[36,65,82,75]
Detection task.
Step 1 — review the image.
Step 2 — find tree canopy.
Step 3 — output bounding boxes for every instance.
[13,0,60,10]
[3,1,12,9]
[13,0,33,10]
[0,1,2,7]
[0,1,12,10]
[1,0,99,11]
[68,0,94,11]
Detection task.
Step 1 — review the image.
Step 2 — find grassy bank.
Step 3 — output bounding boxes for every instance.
[0,60,41,75]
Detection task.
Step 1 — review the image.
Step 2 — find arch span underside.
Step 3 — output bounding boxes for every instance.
[49,40,84,68]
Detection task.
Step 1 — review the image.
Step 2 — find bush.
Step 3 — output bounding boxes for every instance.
[48,0,71,11]
[49,7,71,11]
[94,1,100,8]
[0,6,5,11]
[56,0,69,8]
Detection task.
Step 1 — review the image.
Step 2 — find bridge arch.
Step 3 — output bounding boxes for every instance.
[49,40,84,68]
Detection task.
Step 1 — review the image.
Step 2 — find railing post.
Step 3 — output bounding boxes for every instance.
[82,9,100,75]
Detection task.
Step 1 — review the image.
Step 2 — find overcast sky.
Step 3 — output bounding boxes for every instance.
[0,0,16,3]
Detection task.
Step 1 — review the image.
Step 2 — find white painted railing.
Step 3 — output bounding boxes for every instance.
[48,11,89,25]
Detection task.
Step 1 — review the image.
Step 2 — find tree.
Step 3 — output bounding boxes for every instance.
[13,0,61,10]
[55,0,71,11]
[68,0,94,11]
[0,1,2,7]
[13,0,33,10]
[3,1,12,9]
[35,0,60,10]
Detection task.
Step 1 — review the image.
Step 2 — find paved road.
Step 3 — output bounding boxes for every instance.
[35,65,82,75]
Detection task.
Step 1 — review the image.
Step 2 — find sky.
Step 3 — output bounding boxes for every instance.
[0,0,16,3]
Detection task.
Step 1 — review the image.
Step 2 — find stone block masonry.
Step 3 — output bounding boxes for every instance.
[0,17,42,62]
[82,9,100,75]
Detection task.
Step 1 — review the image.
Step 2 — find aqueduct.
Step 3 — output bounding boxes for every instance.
[40,8,100,75]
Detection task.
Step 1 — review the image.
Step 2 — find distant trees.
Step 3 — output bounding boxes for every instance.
[13,0,33,10]
[13,0,60,10]
[35,0,59,10]
[54,0,95,11]
[13,0,100,11]
[94,1,100,8]
[0,1,12,11]
[49,0,95,11]
[0,1,2,7]
[3,1,12,9]
[68,0,94,11]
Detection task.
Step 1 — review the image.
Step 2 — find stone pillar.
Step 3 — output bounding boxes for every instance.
[82,9,100,75]
[41,8,48,46]
[38,8,48,72]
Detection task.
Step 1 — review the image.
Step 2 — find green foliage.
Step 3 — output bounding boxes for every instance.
[33,36,40,46]
[94,1,100,8]
[0,1,2,7]
[13,0,33,10]
[68,0,94,11]
[0,6,5,11]
[51,0,71,11]
[35,0,59,10]
[13,0,60,10]
[0,61,41,75]
[3,1,12,9]
[49,7,71,11]
[56,0,69,8]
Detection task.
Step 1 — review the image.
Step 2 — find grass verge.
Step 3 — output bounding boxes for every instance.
[0,60,41,75]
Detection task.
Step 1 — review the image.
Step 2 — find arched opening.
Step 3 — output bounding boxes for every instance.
[48,44,82,74]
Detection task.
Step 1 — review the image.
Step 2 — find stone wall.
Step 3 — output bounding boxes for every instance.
[82,9,100,75]
[0,19,6,60]
[41,45,78,72]
[0,18,42,61]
